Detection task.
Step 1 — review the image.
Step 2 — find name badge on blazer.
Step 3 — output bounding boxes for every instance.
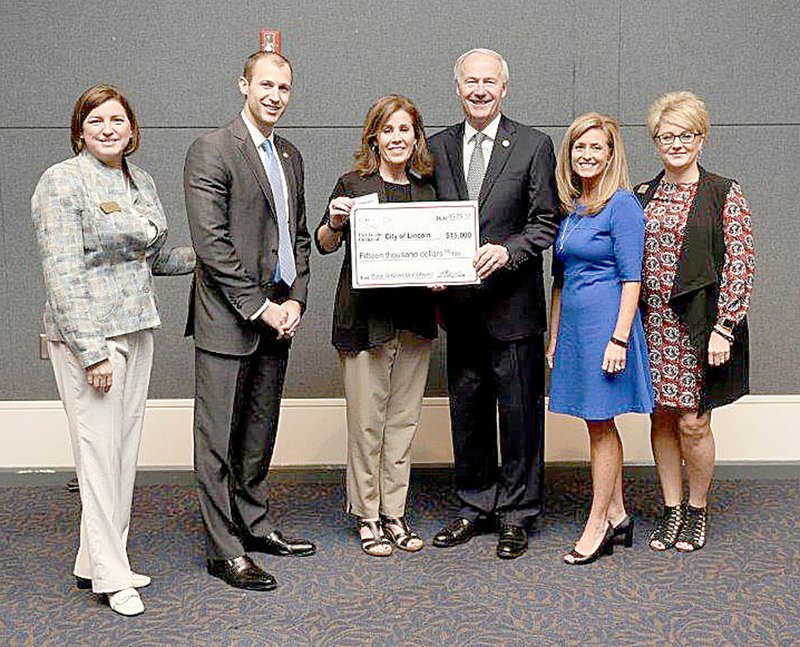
[99,201,122,214]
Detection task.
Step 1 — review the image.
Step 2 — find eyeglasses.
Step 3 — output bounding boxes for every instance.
[654,131,701,146]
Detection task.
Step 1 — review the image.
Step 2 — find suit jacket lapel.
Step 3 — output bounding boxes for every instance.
[443,123,469,200]
[479,115,516,205]
[231,116,278,218]
[274,135,297,239]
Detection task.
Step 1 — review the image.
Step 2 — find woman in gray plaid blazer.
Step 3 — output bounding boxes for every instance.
[31,85,194,617]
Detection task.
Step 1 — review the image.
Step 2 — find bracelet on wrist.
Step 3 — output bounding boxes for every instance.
[713,326,734,343]
[609,336,628,349]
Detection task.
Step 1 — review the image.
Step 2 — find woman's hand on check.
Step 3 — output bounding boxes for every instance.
[328,197,354,231]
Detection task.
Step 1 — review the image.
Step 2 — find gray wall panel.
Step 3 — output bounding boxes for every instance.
[2,1,246,127]
[132,130,204,399]
[286,0,577,128]
[620,0,800,125]
[569,2,623,119]
[703,127,800,393]
[282,127,359,398]
[1,1,796,399]
[0,131,64,400]
[0,135,11,397]
[3,0,586,128]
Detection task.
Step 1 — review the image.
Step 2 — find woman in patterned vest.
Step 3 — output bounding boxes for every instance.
[636,92,754,553]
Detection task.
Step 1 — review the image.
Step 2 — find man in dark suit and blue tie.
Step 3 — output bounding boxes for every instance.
[184,51,314,590]
[429,48,559,559]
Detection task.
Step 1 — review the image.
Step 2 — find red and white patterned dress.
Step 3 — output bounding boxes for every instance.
[642,181,754,410]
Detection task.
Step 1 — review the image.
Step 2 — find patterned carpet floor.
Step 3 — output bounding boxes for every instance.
[0,469,797,647]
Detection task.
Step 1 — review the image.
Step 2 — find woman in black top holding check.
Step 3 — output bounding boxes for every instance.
[315,95,437,557]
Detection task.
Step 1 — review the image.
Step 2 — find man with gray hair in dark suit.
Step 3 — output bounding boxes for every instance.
[184,51,314,591]
[429,48,559,559]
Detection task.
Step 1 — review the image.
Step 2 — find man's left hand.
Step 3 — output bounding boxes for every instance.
[474,243,510,280]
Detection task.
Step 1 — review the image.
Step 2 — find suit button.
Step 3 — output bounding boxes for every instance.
[143,286,150,293]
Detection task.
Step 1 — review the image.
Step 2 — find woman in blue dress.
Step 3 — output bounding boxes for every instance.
[546,113,653,564]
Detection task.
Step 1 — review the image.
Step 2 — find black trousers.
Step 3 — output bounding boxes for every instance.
[446,328,545,527]
[193,335,289,560]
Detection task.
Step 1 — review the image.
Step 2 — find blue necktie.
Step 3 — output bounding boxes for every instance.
[260,139,296,287]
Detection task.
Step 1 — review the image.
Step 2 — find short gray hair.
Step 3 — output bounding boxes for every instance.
[453,48,509,83]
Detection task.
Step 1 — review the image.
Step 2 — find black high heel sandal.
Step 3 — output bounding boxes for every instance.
[648,504,684,551]
[675,505,708,552]
[564,522,615,566]
[612,515,635,548]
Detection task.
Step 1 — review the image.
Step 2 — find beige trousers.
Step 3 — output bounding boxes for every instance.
[49,331,153,593]
[341,330,431,519]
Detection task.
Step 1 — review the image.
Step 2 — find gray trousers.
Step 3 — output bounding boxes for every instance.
[49,331,153,593]
[193,335,289,560]
[341,331,431,520]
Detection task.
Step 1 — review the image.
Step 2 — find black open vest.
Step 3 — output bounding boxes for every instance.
[635,167,749,412]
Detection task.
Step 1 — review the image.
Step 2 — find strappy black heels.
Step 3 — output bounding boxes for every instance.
[649,504,684,551]
[675,504,708,552]
[564,522,615,565]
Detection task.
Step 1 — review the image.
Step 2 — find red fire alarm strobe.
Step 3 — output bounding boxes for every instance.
[260,29,282,54]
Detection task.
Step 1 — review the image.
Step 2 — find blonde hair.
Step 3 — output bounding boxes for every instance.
[646,91,710,138]
[556,112,630,215]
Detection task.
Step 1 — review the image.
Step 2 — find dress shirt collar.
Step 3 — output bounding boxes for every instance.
[241,110,276,150]
[464,113,502,143]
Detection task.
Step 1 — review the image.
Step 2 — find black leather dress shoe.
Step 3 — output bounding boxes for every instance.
[207,555,277,591]
[244,530,316,556]
[432,517,479,548]
[497,524,528,559]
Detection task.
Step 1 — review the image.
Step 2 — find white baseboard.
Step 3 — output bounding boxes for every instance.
[1,395,798,470]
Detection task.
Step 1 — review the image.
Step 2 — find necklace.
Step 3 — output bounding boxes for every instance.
[557,213,585,252]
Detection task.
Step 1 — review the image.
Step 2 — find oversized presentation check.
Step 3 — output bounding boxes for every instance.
[350,201,480,288]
